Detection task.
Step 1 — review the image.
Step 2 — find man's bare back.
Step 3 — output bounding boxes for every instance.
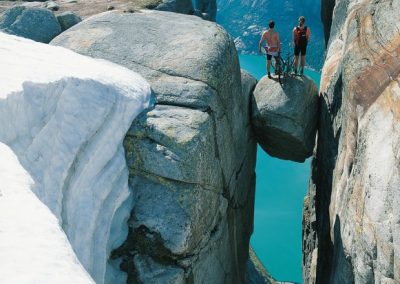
[262,30,280,52]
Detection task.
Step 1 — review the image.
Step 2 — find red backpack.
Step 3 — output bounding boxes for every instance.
[294,26,308,46]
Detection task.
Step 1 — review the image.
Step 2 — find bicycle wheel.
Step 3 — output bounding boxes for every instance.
[275,57,284,84]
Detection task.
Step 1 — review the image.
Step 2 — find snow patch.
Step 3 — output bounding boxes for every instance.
[0,32,151,283]
[0,143,94,284]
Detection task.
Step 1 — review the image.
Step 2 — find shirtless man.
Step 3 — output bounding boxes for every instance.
[258,20,281,78]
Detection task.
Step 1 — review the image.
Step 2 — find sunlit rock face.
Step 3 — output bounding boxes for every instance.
[303,0,400,283]
[251,75,318,162]
[0,32,150,284]
[52,10,257,283]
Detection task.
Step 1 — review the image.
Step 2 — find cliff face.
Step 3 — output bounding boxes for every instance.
[303,0,400,283]
[52,10,256,283]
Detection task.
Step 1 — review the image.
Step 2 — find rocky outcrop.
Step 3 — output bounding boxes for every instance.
[52,10,256,283]
[194,0,216,21]
[56,11,81,31]
[0,0,194,20]
[303,0,400,283]
[246,247,277,284]
[0,6,61,43]
[251,76,318,162]
[45,0,59,11]
[155,0,193,14]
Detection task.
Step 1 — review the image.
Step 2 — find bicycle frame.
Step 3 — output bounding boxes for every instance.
[261,46,295,85]
[277,52,295,85]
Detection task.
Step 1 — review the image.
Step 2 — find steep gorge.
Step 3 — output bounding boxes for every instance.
[1,0,399,282]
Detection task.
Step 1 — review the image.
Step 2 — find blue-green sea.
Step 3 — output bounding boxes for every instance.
[239,54,320,283]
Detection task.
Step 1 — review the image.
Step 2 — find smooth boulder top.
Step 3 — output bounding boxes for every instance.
[51,10,235,99]
[251,75,318,162]
[0,6,61,43]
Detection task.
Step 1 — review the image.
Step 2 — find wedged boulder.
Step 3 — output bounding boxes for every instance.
[56,11,81,31]
[52,10,256,283]
[251,75,318,162]
[0,6,61,43]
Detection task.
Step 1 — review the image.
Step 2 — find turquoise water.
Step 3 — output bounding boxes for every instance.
[239,54,320,283]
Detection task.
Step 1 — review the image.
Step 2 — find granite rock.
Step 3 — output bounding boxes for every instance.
[194,0,216,21]
[155,0,193,14]
[56,11,81,31]
[0,0,196,21]
[303,0,400,283]
[246,247,277,284]
[0,6,61,43]
[45,0,59,11]
[52,10,257,283]
[251,75,318,162]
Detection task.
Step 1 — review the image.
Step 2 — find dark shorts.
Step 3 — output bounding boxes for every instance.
[267,54,279,60]
[294,44,307,56]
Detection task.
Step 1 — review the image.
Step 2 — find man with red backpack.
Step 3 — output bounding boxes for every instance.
[293,16,310,75]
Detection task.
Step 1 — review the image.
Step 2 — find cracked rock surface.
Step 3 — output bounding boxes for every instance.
[52,10,257,283]
[303,0,400,283]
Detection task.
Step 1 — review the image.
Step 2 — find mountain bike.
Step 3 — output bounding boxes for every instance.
[261,47,295,85]
[275,51,295,85]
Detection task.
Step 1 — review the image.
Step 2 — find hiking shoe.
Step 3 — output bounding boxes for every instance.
[268,72,272,79]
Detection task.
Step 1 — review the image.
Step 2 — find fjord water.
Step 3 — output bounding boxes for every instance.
[240,54,320,283]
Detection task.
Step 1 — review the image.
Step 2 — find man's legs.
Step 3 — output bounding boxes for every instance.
[299,44,307,75]
[294,45,300,74]
[274,56,280,75]
[300,55,306,75]
[267,54,272,78]
[294,55,299,74]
